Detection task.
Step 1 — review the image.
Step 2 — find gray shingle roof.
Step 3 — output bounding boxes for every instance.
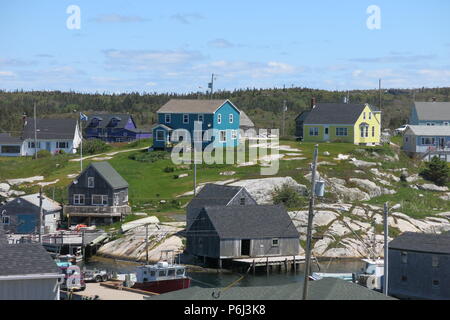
[20,193,62,212]
[406,125,450,136]
[87,114,133,129]
[187,184,243,210]
[304,103,368,125]
[239,110,255,128]
[389,232,450,254]
[203,205,299,239]
[0,133,22,144]
[90,162,128,189]
[22,118,78,140]
[0,243,61,277]
[414,102,450,121]
[0,225,8,246]
[157,99,234,114]
[149,278,395,300]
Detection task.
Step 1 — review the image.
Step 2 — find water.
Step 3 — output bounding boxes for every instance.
[83,257,365,289]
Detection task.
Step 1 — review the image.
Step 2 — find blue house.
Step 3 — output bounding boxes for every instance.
[152,99,241,150]
[403,125,450,161]
[410,101,450,126]
[84,114,151,143]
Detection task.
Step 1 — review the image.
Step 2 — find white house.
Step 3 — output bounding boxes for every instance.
[21,118,81,156]
[403,125,450,161]
[0,133,23,157]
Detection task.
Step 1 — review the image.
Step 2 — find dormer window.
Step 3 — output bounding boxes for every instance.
[88,177,94,188]
[183,114,189,124]
[198,114,204,122]
[217,114,222,124]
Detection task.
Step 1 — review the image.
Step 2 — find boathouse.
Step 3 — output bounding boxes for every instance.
[186,183,257,230]
[64,161,131,226]
[186,205,300,267]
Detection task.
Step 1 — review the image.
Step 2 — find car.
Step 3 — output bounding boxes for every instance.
[395,125,408,135]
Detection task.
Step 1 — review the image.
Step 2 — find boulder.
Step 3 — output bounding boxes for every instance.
[349,178,396,198]
[350,158,379,168]
[219,171,236,176]
[417,184,449,192]
[0,183,10,193]
[7,176,44,185]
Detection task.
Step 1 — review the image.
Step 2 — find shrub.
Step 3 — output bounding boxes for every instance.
[272,183,306,209]
[129,151,168,163]
[82,139,111,155]
[36,150,51,158]
[420,156,450,186]
[163,166,175,173]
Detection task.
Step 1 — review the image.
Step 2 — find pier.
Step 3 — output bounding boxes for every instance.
[232,255,310,274]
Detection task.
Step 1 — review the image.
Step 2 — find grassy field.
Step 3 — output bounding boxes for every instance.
[1,137,449,220]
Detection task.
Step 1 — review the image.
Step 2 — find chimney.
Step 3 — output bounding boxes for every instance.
[311,97,317,109]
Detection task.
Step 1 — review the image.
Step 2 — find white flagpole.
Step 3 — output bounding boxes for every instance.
[79,114,83,172]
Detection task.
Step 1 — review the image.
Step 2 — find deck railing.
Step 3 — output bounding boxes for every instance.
[64,205,131,216]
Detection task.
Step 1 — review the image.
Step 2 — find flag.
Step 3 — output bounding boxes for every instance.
[80,112,88,121]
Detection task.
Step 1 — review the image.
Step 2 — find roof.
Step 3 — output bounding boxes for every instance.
[202,205,299,239]
[150,278,395,300]
[20,193,62,212]
[87,114,133,129]
[406,125,450,136]
[157,99,236,114]
[22,118,78,140]
[295,110,310,122]
[0,243,61,277]
[88,162,128,189]
[389,232,450,254]
[413,102,450,121]
[187,184,244,209]
[0,133,22,145]
[303,103,368,125]
[0,225,8,246]
[152,124,173,131]
[239,110,255,128]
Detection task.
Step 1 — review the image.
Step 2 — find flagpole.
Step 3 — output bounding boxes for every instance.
[79,114,83,172]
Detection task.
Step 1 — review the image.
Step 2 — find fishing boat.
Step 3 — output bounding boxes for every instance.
[131,250,191,294]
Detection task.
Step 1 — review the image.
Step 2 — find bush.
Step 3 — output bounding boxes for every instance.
[420,156,450,186]
[82,139,111,155]
[36,150,51,158]
[272,183,306,209]
[129,151,168,163]
[163,166,175,173]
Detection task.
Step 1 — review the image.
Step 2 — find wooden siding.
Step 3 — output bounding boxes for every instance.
[0,278,60,300]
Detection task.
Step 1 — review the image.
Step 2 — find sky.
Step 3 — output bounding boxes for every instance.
[0,0,449,93]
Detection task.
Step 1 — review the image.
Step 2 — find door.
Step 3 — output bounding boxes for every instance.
[439,138,445,150]
[46,142,51,152]
[324,126,330,141]
[241,239,251,256]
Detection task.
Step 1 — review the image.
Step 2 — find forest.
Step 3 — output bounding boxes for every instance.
[1,86,449,137]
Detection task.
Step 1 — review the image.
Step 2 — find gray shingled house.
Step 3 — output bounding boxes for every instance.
[0,226,62,300]
[388,232,450,300]
[186,205,300,265]
[64,161,131,226]
[186,184,257,230]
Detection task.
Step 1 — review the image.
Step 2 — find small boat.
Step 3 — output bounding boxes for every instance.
[310,272,354,282]
[131,250,190,294]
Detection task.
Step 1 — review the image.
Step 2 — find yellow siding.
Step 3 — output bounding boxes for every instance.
[353,105,381,145]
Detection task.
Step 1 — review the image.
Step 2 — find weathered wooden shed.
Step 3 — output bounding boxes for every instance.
[186,183,257,230]
[186,205,300,262]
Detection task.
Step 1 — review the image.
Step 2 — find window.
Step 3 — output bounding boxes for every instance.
[360,125,369,138]
[57,141,69,149]
[73,194,85,205]
[92,195,108,206]
[432,256,439,268]
[445,122,449,126]
[150,271,156,277]
[217,114,222,124]
[231,130,237,140]
[219,130,226,142]
[363,112,366,120]
[165,114,171,124]
[198,114,204,122]
[401,251,408,264]
[87,177,94,188]
[426,123,432,126]
[240,197,246,205]
[1,146,20,154]
[336,128,348,137]
[2,216,10,225]
[372,126,375,137]
[433,280,440,287]
[229,114,234,124]
[156,130,165,142]
[167,269,175,276]
[421,137,435,145]
[369,112,372,120]
[158,271,167,277]
[309,127,319,136]
[183,114,189,124]
[272,238,279,247]
[325,128,329,135]
[176,269,184,276]
[28,141,40,148]
[401,275,408,282]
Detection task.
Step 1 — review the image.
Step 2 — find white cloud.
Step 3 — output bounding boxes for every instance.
[0,71,15,77]
[208,39,235,48]
[92,14,149,23]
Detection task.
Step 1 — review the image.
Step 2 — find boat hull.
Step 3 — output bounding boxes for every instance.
[132,278,191,294]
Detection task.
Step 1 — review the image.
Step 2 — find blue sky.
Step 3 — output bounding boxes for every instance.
[0,0,449,93]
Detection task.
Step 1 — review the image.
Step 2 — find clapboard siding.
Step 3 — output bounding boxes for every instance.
[0,278,60,300]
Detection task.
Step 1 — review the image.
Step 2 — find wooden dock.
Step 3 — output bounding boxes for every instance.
[232,255,310,274]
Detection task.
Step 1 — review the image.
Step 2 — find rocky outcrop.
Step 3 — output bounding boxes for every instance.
[417,184,449,192]
[349,178,396,198]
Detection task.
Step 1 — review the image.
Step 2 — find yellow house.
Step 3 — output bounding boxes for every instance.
[297,103,381,145]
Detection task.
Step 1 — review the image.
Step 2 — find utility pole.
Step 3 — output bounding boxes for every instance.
[282,100,287,137]
[34,102,38,159]
[38,187,43,243]
[194,160,197,196]
[383,202,389,296]
[145,224,149,265]
[302,144,319,300]
[208,73,215,100]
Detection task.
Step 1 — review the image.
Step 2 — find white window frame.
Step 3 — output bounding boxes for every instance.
[360,125,368,138]
[87,177,95,188]
[183,114,189,124]
[28,141,41,149]
[231,130,237,140]
[156,130,165,142]
[421,137,435,145]
[219,130,226,142]
[73,194,85,205]
[229,114,234,124]
[2,215,10,225]
[309,127,319,136]
[92,195,108,206]
[217,114,222,124]
[57,141,69,149]
[198,114,204,122]
[165,114,171,124]
[272,238,279,247]
[336,127,348,137]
